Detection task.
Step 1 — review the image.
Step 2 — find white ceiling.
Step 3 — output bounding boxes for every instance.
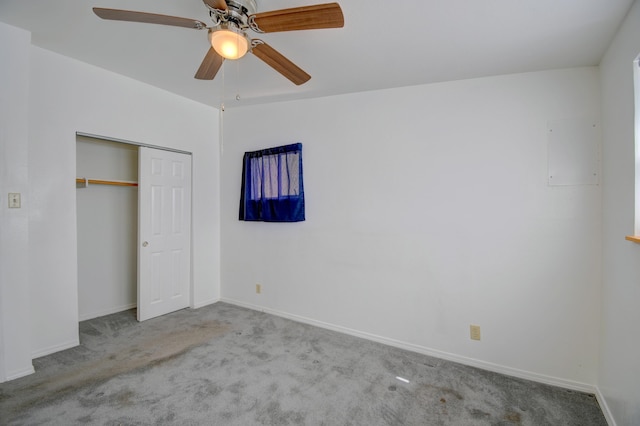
[0,0,634,108]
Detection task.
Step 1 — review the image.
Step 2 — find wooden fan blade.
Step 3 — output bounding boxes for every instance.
[251,2,344,33]
[93,8,207,30]
[203,0,228,10]
[252,42,311,85]
[195,48,225,80]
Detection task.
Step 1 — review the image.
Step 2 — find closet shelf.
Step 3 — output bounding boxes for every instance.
[625,235,640,244]
[76,178,138,187]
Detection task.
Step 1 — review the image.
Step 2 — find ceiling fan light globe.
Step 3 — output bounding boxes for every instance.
[209,28,249,60]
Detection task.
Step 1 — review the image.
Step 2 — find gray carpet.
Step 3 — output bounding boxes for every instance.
[0,303,606,425]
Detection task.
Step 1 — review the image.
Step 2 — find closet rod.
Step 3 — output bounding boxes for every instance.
[76,178,138,187]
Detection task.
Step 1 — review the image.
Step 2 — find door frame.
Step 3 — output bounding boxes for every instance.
[75,131,195,313]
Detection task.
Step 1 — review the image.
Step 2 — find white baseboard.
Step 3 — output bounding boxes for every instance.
[79,303,137,321]
[3,364,35,382]
[192,297,220,309]
[31,338,79,359]
[78,299,222,319]
[595,387,617,426]
[221,298,597,394]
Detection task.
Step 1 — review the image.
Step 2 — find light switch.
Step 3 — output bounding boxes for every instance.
[8,193,21,208]
[470,325,481,341]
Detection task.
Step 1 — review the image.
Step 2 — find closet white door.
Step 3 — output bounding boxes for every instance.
[138,147,192,321]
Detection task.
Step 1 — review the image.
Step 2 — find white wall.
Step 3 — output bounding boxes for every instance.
[76,138,138,320]
[0,23,34,381]
[27,46,221,357]
[599,0,640,424]
[221,68,602,389]
[0,22,221,377]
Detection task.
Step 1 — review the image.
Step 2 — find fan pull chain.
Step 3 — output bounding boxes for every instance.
[221,56,226,109]
[235,37,241,102]
[220,104,224,156]
[220,59,225,156]
[235,60,241,102]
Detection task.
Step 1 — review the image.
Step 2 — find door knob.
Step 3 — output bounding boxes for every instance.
[142,241,149,247]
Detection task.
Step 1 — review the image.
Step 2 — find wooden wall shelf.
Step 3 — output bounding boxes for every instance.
[625,235,640,244]
[76,178,138,187]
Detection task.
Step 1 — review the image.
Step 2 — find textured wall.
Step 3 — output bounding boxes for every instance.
[0,22,33,382]
[599,0,640,424]
[221,68,602,389]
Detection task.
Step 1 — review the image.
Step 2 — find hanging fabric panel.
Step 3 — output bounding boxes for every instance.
[239,143,305,222]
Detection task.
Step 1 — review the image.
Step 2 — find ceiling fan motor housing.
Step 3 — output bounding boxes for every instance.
[225,0,257,28]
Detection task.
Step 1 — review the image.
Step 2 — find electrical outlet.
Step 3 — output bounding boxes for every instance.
[470,325,481,341]
[8,193,21,208]
[256,284,261,294]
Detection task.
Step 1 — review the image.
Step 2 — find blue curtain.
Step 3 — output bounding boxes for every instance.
[239,143,305,222]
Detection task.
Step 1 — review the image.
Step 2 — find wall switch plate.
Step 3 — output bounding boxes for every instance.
[256,284,261,294]
[470,325,481,341]
[8,193,21,208]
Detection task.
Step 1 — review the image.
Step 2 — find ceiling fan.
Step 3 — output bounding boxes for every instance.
[93,0,344,85]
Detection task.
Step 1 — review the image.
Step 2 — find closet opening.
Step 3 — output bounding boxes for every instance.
[76,135,139,321]
[75,132,193,323]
